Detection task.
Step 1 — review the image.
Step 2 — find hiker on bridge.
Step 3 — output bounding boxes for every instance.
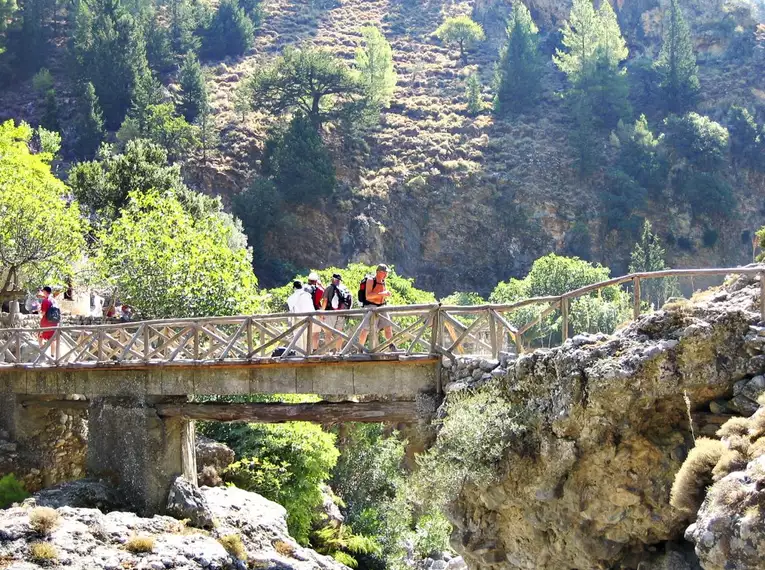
[321,273,352,352]
[37,286,61,357]
[287,280,318,353]
[358,264,395,350]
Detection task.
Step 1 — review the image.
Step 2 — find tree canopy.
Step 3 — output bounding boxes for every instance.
[435,15,485,64]
[95,189,258,319]
[0,120,84,294]
[246,47,367,127]
[355,26,396,110]
[493,3,542,115]
[656,0,699,114]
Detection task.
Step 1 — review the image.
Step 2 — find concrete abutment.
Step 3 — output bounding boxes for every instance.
[87,396,196,516]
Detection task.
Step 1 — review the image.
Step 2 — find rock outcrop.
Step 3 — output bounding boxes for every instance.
[0,481,347,570]
[444,272,765,569]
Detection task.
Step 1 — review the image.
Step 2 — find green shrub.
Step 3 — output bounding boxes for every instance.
[702,228,718,248]
[29,507,60,535]
[413,512,452,558]
[218,422,339,544]
[0,474,29,508]
[414,382,536,506]
[664,113,729,172]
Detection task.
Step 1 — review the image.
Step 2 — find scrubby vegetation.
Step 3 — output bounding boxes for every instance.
[29,507,60,536]
[29,541,58,563]
[0,474,29,508]
[218,533,247,560]
[124,534,156,553]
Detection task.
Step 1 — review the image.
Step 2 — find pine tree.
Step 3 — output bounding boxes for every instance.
[0,0,18,55]
[493,2,542,115]
[466,73,482,115]
[194,103,218,164]
[203,0,254,59]
[268,113,335,203]
[130,67,164,132]
[355,26,396,110]
[628,220,678,309]
[73,81,104,158]
[179,52,207,122]
[596,0,628,68]
[553,0,601,83]
[727,106,763,170]
[656,0,699,114]
[72,0,149,127]
[169,0,200,56]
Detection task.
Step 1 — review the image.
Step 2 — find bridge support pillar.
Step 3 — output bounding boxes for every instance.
[87,396,196,516]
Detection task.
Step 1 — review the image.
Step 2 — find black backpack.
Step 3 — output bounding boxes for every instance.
[358,276,373,305]
[45,302,61,324]
[331,285,352,310]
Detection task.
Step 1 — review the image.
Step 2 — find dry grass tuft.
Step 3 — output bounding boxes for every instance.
[717,416,750,439]
[748,437,765,460]
[218,533,246,561]
[712,449,748,481]
[747,410,765,439]
[725,434,752,455]
[124,534,155,553]
[29,507,60,536]
[670,437,725,513]
[273,539,296,557]
[30,541,58,564]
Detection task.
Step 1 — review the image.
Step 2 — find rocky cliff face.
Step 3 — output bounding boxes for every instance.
[441,271,765,569]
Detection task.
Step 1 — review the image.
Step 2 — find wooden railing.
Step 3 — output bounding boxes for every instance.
[0,267,761,369]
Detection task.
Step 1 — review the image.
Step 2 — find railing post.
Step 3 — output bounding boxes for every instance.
[514,330,524,355]
[193,323,200,361]
[370,311,378,351]
[429,307,440,355]
[760,272,765,323]
[143,324,150,363]
[633,277,641,320]
[97,330,104,363]
[489,310,498,359]
[246,318,253,359]
[306,318,314,356]
[54,330,60,365]
[561,297,569,343]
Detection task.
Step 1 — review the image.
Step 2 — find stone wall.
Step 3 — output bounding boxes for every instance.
[0,396,87,492]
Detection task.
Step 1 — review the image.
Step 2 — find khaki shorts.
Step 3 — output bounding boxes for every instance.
[322,313,346,332]
[361,305,392,331]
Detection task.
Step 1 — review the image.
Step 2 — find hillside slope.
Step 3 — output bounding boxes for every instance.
[1,0,764,294]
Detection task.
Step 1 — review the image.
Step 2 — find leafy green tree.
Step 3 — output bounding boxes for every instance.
[72,0,149,127]
[119,103,198,162]
[203,0,254,59]
[601,168,646,236]
[663,112,729,171]
[628,220,678,309]
[145,13,174,72]
[69,139,186,219]
[0,120,84,295]
[655,0,699,114]
[673,169,734,218]
[126,67,164,133]
[465,73,482,115]
[178,51,207,122]
[246,47,367,128]
[435,15,485,64]
[232,177,282,279]
[265,113,335,203]
[6,0,48,74]
[216,422,339,543]
[490,254,629,344]
[493,2,542,115]
[35,126,61,157]
[613,115,668,195]
[95,189,258,318]
[355,26,396,110]
[72,81,104,158]
[727,106,763,170]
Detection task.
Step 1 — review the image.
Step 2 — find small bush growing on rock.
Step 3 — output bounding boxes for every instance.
[0,474,29,508]
[199,464,223,487]
[717,417,750,439]
[30,541,58,563]
[219,533,246,560]
[29,507,61,536]
[712,450,748,482]
[125,535,155,553]
[670,437,724,513]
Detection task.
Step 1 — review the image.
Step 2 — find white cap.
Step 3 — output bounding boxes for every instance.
[308,272,320,281]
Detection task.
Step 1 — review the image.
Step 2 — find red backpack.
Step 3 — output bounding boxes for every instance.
[308,284,324,310]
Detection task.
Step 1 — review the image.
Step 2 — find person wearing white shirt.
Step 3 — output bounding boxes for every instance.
[287,281,314,353]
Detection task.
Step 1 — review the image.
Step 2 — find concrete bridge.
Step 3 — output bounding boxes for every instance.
[1,267,762,515]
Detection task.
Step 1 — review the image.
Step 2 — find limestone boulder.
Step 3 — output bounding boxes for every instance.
[166,476,214,529]
[0,484,347,569]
